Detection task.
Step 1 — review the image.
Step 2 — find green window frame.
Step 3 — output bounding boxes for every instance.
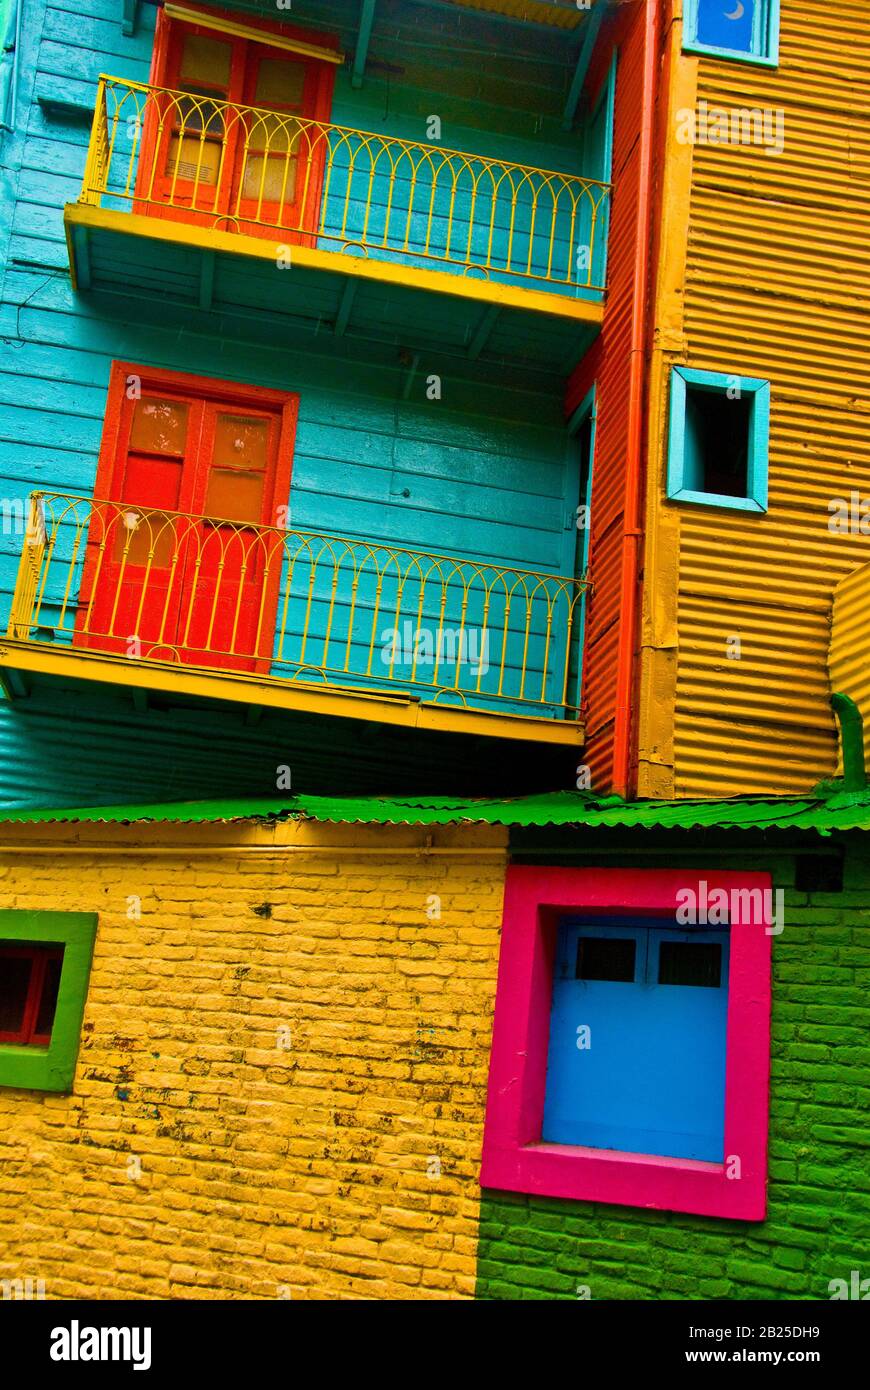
[0,911,97,1092]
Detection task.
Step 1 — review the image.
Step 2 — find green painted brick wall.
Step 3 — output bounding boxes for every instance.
[476,842,870,1300]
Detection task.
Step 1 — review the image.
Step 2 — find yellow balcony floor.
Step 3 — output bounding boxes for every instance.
[65,204,603,373]
[0,637,585,748]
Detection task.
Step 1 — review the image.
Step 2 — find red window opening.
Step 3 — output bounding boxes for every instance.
[135,6,336,241]
[76,362,299,675]
[0,944,65,1046]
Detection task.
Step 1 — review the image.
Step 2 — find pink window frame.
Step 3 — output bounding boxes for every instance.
[480,867,772,1220]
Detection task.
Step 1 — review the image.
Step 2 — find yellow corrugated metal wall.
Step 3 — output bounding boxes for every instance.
[639,0,870,798]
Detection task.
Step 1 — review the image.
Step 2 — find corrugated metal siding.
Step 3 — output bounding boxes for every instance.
[829,560,870,776]
[673,0,870,796]
[444,0,585,30]
[568,4,648,790]
[5,787,870,833]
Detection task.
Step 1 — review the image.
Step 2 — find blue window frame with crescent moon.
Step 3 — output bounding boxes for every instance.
[683,0,780,68]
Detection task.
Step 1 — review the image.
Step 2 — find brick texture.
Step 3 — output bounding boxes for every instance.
[476,859,870,1301]
[0,823,507,1300]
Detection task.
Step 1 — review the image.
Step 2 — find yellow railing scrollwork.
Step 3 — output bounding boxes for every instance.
[77,75,611,293]
[7,493,588,717]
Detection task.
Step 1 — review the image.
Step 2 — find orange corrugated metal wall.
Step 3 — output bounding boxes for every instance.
[567,2,651,793]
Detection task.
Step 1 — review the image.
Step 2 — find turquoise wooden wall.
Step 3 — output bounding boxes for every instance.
[0,0,601,805]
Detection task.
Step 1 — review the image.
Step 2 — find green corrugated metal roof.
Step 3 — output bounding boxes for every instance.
[3,788,870,834]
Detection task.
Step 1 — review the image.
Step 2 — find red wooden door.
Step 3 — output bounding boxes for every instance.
[77,370,296,675]
[228,46,324,240]
[178,404,285,671]
[136,17,331,243]
[78,390,199,661]
[139,26,241,227]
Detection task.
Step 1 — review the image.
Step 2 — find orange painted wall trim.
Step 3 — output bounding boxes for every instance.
[611,0,660,796]
[567,0,662,798]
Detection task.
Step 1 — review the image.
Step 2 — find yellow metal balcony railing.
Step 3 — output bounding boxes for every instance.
[78,75,611,294]
[7,494,588,719]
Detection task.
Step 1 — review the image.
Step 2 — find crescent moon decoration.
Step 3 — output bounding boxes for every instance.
[724,1,746,18]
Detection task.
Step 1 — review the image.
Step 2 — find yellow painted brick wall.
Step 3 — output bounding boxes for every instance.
[0,821,507,1300]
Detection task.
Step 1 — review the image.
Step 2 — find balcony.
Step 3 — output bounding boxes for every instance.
[63,76,609,373]
[0,494,587,747]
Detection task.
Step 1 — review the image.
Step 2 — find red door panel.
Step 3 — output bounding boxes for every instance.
[76,366,298,678]
[229,47,325,241]
[135,13,334,243]
[180,407,284,671]
[135,27,242,229]
[78,392,198,660]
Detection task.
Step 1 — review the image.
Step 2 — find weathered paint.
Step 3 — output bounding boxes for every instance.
[0,817,508,1298]
[637,0,870,798]
[475,830,870,1301]
[0,0,626,804]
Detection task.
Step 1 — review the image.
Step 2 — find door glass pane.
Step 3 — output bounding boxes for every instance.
[246,110,298,156]
[0,955,32,1034]
[214,416,269,469]
[34,953,64,1039]
[175,91,226,135]
[254,57,306,108]
[658,940,723,988]
[576,936,636,983]
[242,154,297,204]
[167,134,222,187]
[115,510,181,568]
[205,468,266,525]
[130,399,189,456]
[180,34,232,90]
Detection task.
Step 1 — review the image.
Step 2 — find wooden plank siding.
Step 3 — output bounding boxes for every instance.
[0,0,609,806]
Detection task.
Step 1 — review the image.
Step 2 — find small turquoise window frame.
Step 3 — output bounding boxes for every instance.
[683,0,780,69]
[667,366,770,514]
[0,910,97,1092]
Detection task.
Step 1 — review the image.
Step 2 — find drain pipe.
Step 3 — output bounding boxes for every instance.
[831,692,867,793]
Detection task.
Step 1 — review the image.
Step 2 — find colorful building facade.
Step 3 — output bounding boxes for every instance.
[0,0,868,1302]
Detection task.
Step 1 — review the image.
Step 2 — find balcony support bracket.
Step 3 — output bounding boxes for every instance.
[401,351,421,400]
[121,0,139,38]
[334,278,358,337]
[0,665,28,701]
[468,304,500,360]
[198,250,215,311]
[353,0,378,89]
[72,224,92,292]
[562,3,604,131]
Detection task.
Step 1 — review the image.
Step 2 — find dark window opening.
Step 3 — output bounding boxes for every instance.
[684,386,752,499]
[0,944,65,1046]
[658,940,722,988]
[576,935,636,983]
[795,853,844,894]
